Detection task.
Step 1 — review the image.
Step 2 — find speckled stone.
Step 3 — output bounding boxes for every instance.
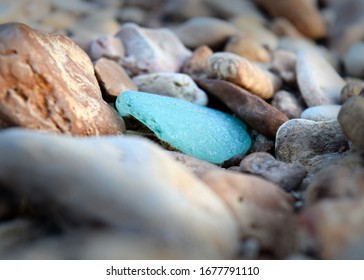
[116,91,251,164]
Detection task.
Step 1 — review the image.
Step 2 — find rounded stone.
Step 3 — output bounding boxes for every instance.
[300,105,342,121]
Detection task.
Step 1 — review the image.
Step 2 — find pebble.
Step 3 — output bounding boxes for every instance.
[271,90,304,119]
[296,48,346,106]
[94,58,138,101]
[173,17,239,49]
[204,0,265,20]
[300,105,342,121]
[200,169,295,258]
[132,73,208,105]
[249,131,275,154]
[0,22,125,135]
[340,81,364,104]
[181,45,213,80]
[338,95,364,154]
[224,33,272,63]
[198,79,288,138]
[269,50,297,85]
[230,17,278,51]
[252,0,327,39]
[305,154,364,206]
[163,0,210,20]
[343,42,364,78]
[0,128,239,259]
[270,17,305,38]
[116,23,191,76]
[116,91,251,164]
[88,35,125,61]
[207,52,281,100]
[297,198,364,259]
[239,152,307,191]
[276,119,349,171]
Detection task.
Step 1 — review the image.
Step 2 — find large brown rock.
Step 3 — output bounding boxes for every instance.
[198,79,288,138]
[0,22,125,135]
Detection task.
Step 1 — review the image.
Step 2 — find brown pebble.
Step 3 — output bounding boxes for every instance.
[197,79,288,138]
[181,45,213,80]
[94,58,137,101]
[340,81,364,104]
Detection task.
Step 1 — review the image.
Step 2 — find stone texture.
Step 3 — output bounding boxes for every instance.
[94,58,137,101]
[116,23,191,76]
[297,199,364,259]
[305,154,364,206]
[0,22,125,136]
[224,33,271,63]
[338,95,364,153]
[181,45,213,80]
[340,81,364,104]
[132,73,208,105]
[276,119,349,169]
[239,152,307,191]
[343,42,364,78]
[198,79,288,138]
[0,128,239,259]
[200,170,295,258]
[208,52,281,100]
[271,90,304,119]
[301,105,341,121]
[173,17,239,49]
[296,48,346,106]
[116,91,251,164]
[88,35,125,61]
[252,0,327,39]
[168,151,221,178]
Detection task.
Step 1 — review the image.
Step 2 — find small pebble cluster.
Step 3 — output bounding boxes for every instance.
[0,0,364,260]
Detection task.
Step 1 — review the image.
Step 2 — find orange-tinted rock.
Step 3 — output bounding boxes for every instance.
[0,23,125,135]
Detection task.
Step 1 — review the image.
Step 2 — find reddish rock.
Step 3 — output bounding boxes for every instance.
[198,79,288,138]
[0,23,125,135]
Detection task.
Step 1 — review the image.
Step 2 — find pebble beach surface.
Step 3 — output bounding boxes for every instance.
[0,0,363,260]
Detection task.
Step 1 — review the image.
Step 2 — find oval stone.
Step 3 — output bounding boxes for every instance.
[116,91,251,164]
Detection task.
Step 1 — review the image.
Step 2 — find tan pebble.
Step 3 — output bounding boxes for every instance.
[252,0,326,39]
[181,45,213,80]
[94,58,137,101]
[270,17,305,38]
[208,52,281,100]
[224,33,271,63]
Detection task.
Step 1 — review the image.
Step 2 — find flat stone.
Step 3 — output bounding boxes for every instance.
[208,52,281,100]
[88,35,125,61]
[173,17,239,49]
[198,79,288,138]
[0,128,239,259]
[340,81,364,104]
[338,95,364,153]
[239,152,307,191]
[224,33,271,63]
[276,119,349,169]
[301,105,342,121]
[296,48,346,106]
[181,45,213,80]
[252,0,326,39]
[132,73,208,105]
[271,90,304,119]
[200,169,295,258]
[0,22,125,136]
[343,42,364,78]
[116,91,251,164]
[94,58,137,101]
[116,23,191,76]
